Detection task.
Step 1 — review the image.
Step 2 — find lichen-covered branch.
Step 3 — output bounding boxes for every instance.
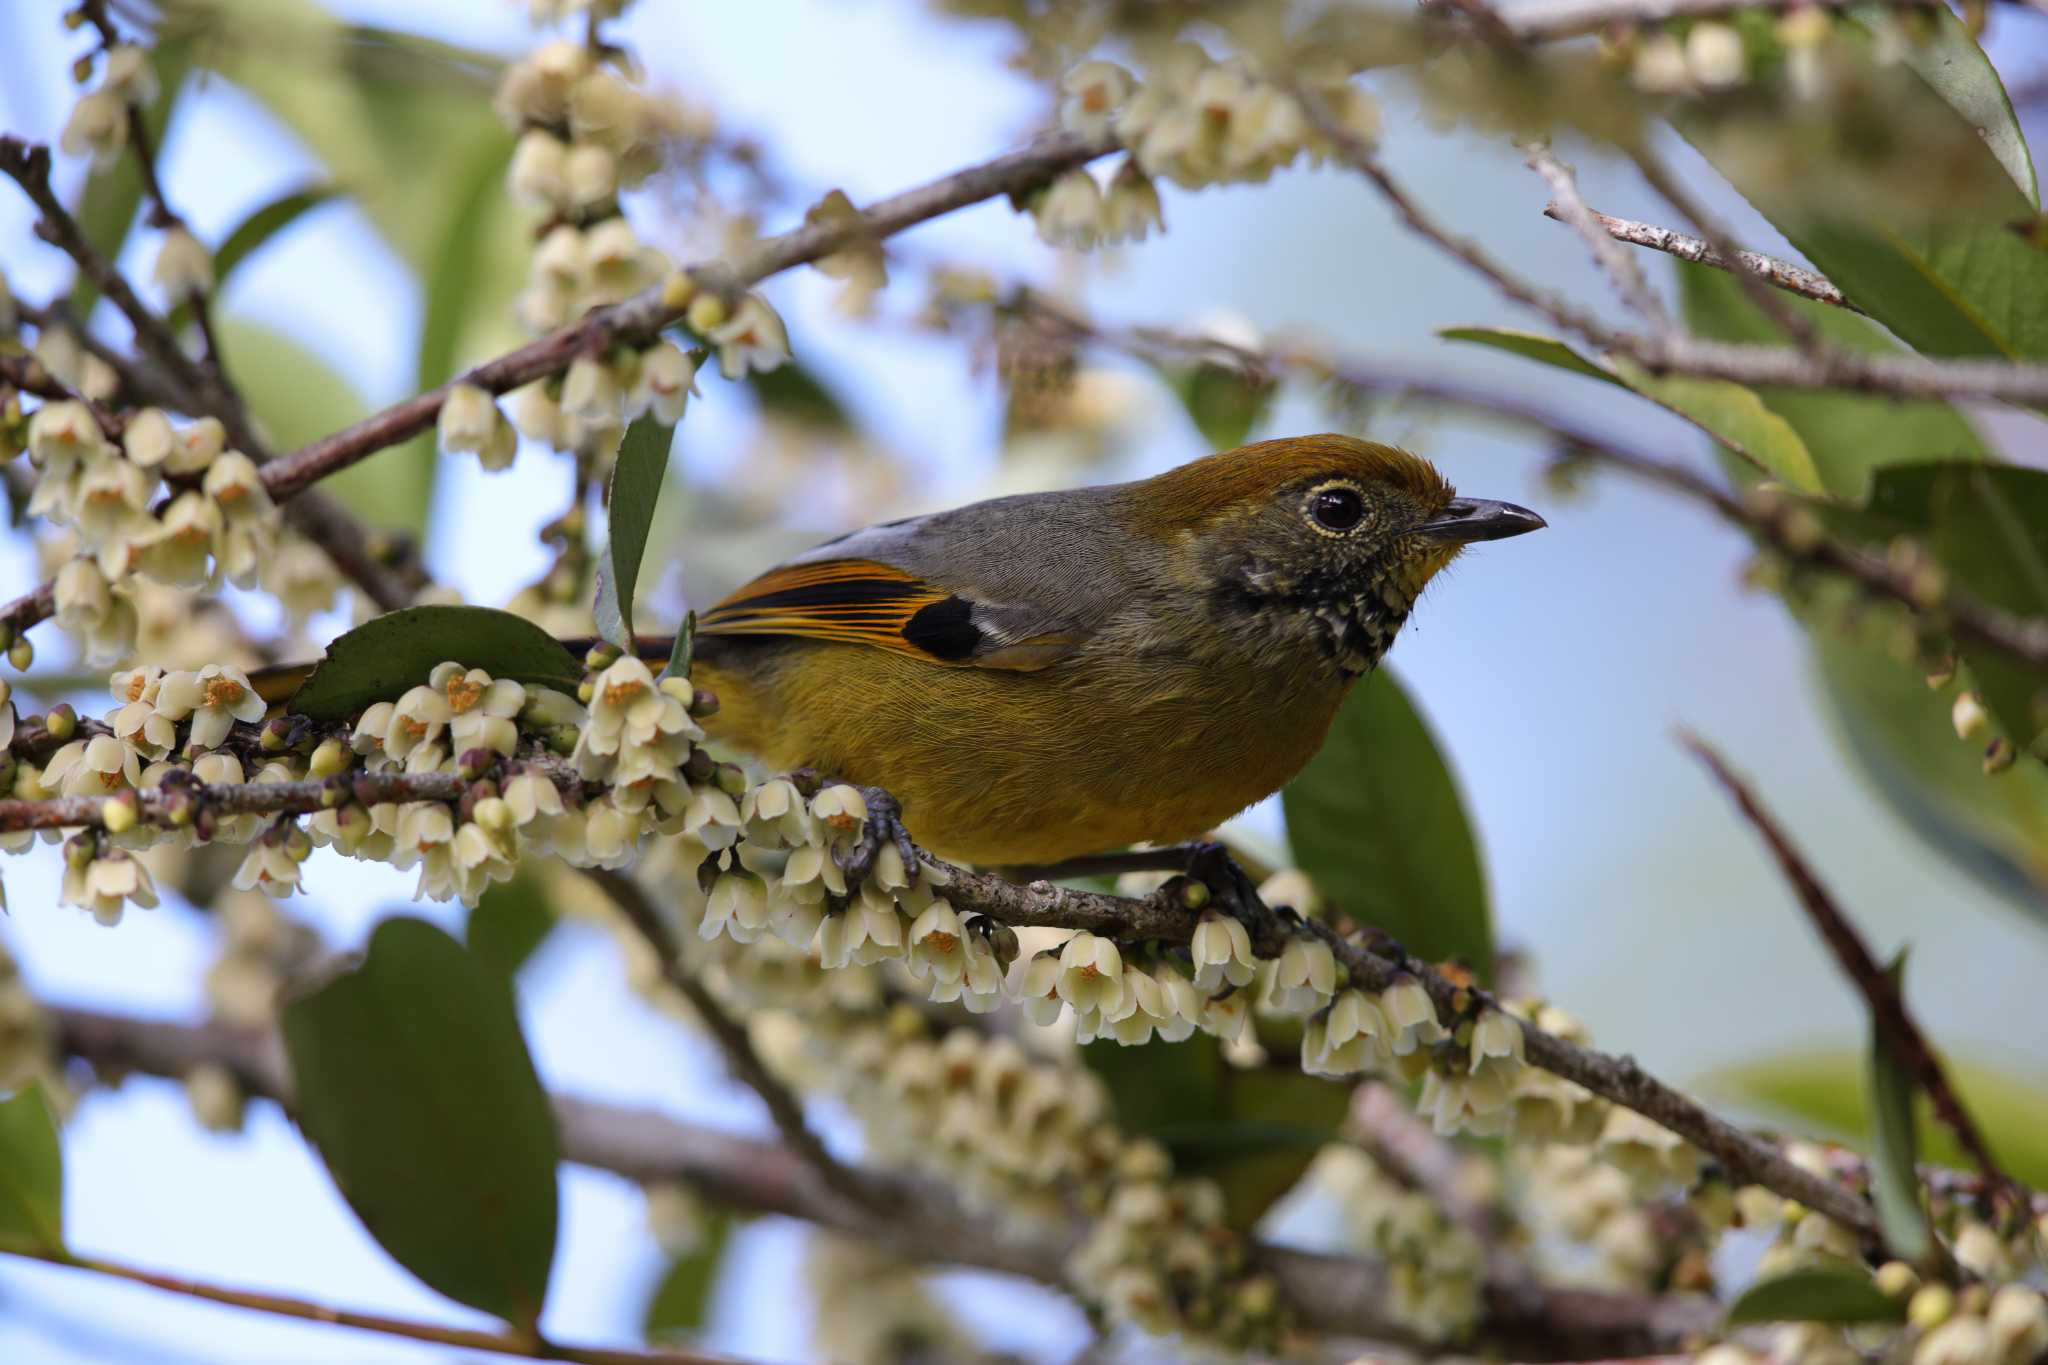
[1539,203,1855,312]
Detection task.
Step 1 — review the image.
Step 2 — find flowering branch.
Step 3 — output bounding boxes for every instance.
[3,1245,747,1365]
[585,867,885,1218]
[1539,203,1855,312]
[0,352,124,437]
[0,127,1117,641]
[44,1004,1723,1357]
[1684,734,2023,1209]
[1489,0,1953,42]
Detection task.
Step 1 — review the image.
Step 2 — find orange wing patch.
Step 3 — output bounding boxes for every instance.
[699,559,978,662]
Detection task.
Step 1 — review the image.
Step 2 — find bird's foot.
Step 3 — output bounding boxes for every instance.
[1169,841,1290,947]
[831,783,921,895]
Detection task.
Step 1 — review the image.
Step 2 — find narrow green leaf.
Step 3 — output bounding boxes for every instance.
[1866,952,1932,1261]
[665,611,696,682]
[289,605,582,721]
[1726,1268,1905,1327]
[1283,669,1493,980]
[466,873,557,979]
[0,1083,64,1255]
[169,183,341,332]
[1876,7,2036,207]
[68,39,192,318]
[1706,1050,2048,1186]
[1166,362,1275,451]
[1440,326,1823,493]
[594,418,676,652]
[283,918,558,1327]
[641,1209,734,1343]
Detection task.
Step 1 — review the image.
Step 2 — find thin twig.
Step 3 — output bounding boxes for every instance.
[1624,143,1825,350]
[1540,204,1856,313]
[0,353,125,437]
[1682,734,2022,1210]
[0,128,1120,640]
[44,1003,1725,1357]
[5,1247,750,1365]
[585,868,884,1219]
[1523,143,1671,331]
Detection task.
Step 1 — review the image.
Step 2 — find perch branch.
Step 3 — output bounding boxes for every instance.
[1540,204,1855,312]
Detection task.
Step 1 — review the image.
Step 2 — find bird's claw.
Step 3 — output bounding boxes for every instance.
[1169,841,1287,944]
[832,784,920,894]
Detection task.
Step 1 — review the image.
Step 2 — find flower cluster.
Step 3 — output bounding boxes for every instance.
[1316,1145,1486,1341]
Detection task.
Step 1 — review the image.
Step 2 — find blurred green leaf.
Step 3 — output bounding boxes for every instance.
[466,873,557,979]
[1685,23,2045,365]
[67,39,193,319]
[1440,326,1822,493]
[1866,952,1932,1262]
[1082,1033,1348,1230]
[665,611,696,681]
[1888,7,2037,205]
[1166,362,1275,451]
[283,918,558,1327]
[170,183,341,333]
[1706,1049,2048,1186]
[748,363,855,431]
[596,418,676,651]
[289,605,582,721]
[0,1083,63,1255]
[1674,261,1990,498]
[641,1209,734,1343]
[1283,669,1493,980]
[214,316,436,541]
[1726,1268,1905,1327]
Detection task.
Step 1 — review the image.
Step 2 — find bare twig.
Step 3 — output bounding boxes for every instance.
[45,1004,1723,1357]
[585,867,884,1219]
[1683,735,2022,1210]
[6,1247,752,1365]
[1540,204,1855,312]
[1523,144,1671,331]
[0,128,1119,640]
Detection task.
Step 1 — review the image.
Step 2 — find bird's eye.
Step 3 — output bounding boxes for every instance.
[1306,483,1366,535]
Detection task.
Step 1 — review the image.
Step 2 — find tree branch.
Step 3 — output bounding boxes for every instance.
[1683,734,2023,1210]
[584,867,885,1219]
[3,1247,748,1365]
[1523,144,1671,331]
[0,128,1118,641]
[1493,0,1951,42]
[1540,203,1855,312]
[43,1004,1721,1358]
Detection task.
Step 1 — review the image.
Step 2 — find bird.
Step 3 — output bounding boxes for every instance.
[688,433,1543,872]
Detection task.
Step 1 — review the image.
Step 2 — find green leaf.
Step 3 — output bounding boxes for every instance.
[1082,1032,1349,1229]
[68,38,193,319]
[214,316,435,543]
[1889,7,2037,205]
[1282,669,1493,980]
[1725,1268,1906,1327]
[1675,261,1991,498]
[169,183,340,333]
[290,605,583,721]
[0,1083,64,1255]
[641,1209,734,1343]
[466,873,557,979]
[1707,1050,2048,1186]
[665,611,696,682]
[1166,362,1275,451]
[1684,24,2045,365]
[594,418,676,651]
[1866,952,1932,1262]
[747,363,854,431]
[1440,326,1823,493]
[282,918,558,1327]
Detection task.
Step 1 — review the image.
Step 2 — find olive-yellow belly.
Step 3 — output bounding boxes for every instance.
[694,639,1349,866]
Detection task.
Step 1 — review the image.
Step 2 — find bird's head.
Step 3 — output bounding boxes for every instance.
[1124,433,1545,675]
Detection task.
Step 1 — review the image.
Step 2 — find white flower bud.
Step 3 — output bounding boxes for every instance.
[60,91,128,166]
[508,129,570,210]
[1632,33,1690,94]
[1033,169,1103,250]
[629,342,697,425]
[102,45,159,106]
[565,142,618,210]
[122,408,176,467]
[152,227,214,302]
[1685,23,1747,89]
[437,383,501,455]
[1058,61,1135,137]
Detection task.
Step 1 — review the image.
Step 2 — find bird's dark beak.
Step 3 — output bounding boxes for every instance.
[1419,497,1547,544]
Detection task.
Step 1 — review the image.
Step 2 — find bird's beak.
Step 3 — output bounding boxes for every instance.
[1419,497,1547,544]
